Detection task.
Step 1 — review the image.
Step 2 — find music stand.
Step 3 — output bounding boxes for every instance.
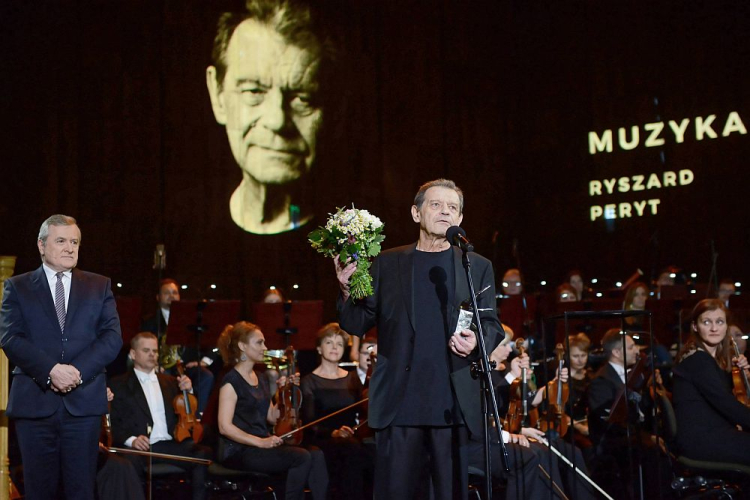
[114,296,143,347]
[167,300,241,352]
[251,300,323,350]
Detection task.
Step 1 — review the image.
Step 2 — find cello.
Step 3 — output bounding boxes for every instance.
[173,360,204,443]
[274,345,303,444]
[538,343,569,437]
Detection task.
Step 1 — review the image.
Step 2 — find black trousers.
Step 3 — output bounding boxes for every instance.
[374,425,468,500]
[15,404,100,500]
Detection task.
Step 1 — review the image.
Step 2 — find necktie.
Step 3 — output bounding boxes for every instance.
[55,272,66,332]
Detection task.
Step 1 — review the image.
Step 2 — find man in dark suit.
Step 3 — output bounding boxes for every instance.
[0,214,122,500]
[335,179,502,500]
[140,278,215,414]
[109,332,210,500]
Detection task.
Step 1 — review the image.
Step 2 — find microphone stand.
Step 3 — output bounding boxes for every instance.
[459,247,509,500]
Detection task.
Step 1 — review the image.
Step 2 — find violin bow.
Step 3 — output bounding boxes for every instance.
[279,398,369,439]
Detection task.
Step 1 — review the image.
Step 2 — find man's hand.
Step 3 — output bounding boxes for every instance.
[106,387,114,402]
[333,256,357,302]
[132,435,151,451]
[50,363,81,392]
[449,329,476,357]
[185,361,208,369]
[177,374,192,392]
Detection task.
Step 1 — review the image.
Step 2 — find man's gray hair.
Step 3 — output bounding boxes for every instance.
[38,214,78,244]
[413,179,464,213]
[210,0,337,90]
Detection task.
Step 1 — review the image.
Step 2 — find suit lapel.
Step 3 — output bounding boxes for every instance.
[398,245,416,333]
[31,266,61,330]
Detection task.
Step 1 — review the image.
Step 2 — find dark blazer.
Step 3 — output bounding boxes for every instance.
[338,244,501,437]
[587,362,622,440]
[108,369,181,446]
[0,266,122,418]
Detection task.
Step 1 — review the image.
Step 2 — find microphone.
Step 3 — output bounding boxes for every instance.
[446,226,474,252]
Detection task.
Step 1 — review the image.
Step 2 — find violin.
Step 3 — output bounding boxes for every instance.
[539,343,569,437]
[730,336,750,407]
[274,345,303,445]
[172,360,204,443]
[505,338,539,433]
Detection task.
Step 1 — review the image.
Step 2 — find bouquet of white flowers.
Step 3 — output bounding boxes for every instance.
[308,206,385,300]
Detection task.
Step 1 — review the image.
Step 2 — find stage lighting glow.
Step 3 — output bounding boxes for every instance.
[691,273,697,278]
[615,281,622,287]
[591,278,598,284]
[116,283,122,288]
[293,284,300,289]
[181,285,188,290]
[210,284,217,289]
[596,292,603,297]
[540,280,547,286]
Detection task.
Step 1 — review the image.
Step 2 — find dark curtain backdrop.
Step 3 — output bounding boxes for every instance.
[2,0,748,321]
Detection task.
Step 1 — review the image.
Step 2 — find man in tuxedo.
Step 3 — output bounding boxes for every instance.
[0,214,122,500]
[335,179,502,500]
[109,332,210,500]
[141,278,215,413]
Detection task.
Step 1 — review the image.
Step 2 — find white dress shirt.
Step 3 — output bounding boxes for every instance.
[125,368,172,447]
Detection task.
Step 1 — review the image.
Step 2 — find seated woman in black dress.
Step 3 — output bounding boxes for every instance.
[216,321,328,500]
[673,299,750,465]
[566,333,592,436]
[300,323,372,500]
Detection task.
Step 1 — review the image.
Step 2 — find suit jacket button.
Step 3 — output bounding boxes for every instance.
[405,365,411,371]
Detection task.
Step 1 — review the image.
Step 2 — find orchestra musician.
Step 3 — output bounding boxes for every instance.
[141,278,216,413]
[506,335,596,499]
[355,337,377,384]
[335,179,502,500]
[109,332,211,500]
[216,321,328,500]
[672,299,750,465]
[566,333,592,441]
[300,323,373,500]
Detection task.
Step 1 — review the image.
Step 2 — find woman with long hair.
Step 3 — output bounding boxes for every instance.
[673,299,750,465]
[216,321,328,500]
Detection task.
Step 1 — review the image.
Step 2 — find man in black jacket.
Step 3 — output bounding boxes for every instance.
[109,332,211,500]
[141,278,216,413]
[336,179,502,500]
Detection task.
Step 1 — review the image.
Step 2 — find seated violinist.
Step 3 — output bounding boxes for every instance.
[301,323,373,500]
[565,333,593,446]
[216,321,328,500]
[672,299,750,466]
[109,332,211,500]
[355,337,377,384]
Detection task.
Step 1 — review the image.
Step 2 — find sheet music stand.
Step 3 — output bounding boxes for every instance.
[251,300,323,350]
[167,300,241,351]
[114,296,143,347]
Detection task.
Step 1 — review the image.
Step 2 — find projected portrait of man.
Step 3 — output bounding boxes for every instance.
[206,0,333,235]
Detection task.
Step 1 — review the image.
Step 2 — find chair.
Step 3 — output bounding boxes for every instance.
[657,393,750,495]
[208,463,277,499]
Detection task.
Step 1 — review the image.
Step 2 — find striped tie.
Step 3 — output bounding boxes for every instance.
[55,272,66,332]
